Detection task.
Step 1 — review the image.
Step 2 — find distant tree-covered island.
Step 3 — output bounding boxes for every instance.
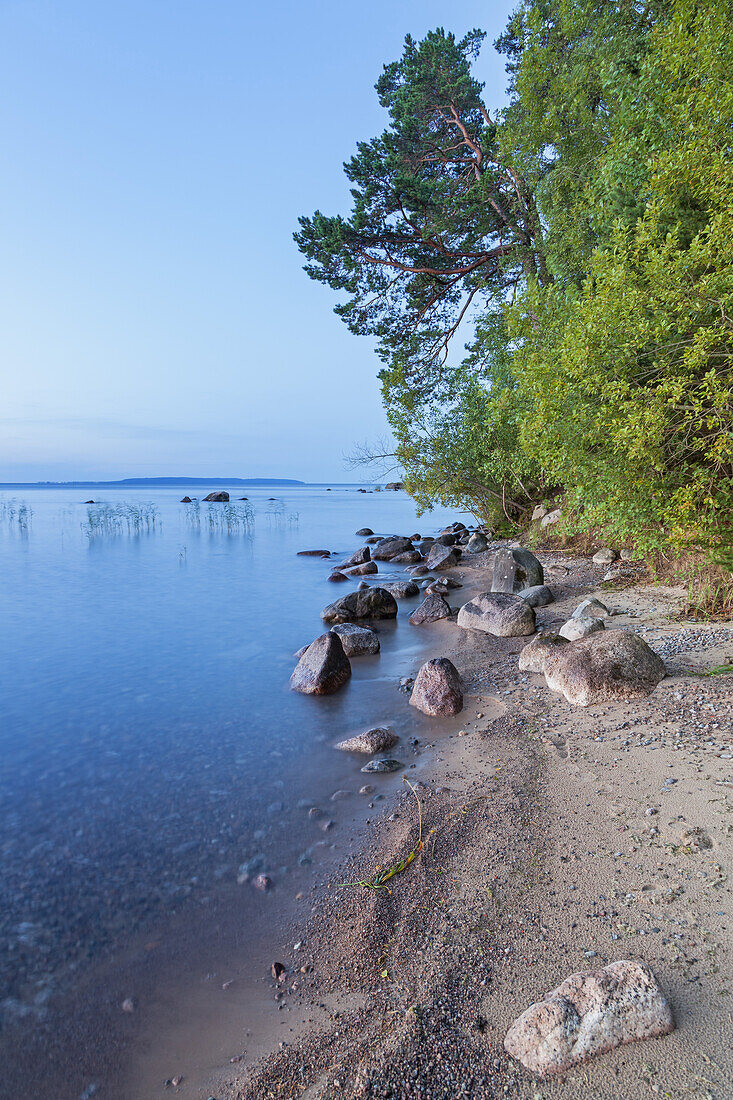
[0,477,306,488]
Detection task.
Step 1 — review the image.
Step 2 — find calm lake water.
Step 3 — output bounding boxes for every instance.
[0,485,470,1099]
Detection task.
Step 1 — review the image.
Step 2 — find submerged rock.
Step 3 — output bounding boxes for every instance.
[331,623,380,656]
[321,587,398,623]
[457,592,536,637]
[504,960,673,1077]
[380,580,420,599]
[409,594,452,625]
[289,633,351,695]
[409,657,463,716]
[297,549,331,557]
[361,758,404,773]
[336,727,398,753]
[544,630,666,706]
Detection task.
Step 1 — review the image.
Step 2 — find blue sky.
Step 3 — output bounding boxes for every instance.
[0,0,517,482]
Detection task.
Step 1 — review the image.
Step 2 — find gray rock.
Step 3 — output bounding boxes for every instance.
[380,580,420,599]
[457,592,536,637]
[593,548,618,565]
[409,657,463,716]
[409,594,452,625]
[203,490,229,502]
[340,546,371,568]
[426,544,461,571]
[390,550,423,564]
[491,547,544,593]
[297,549,331,557]
[361,758,403,773]
[504,960,673,1077]
[435,532,458,546]
[341,560,378,576]
[289,633,351,695]
[540,508,562,528]
[559,615,605,641]
[518,633,569,674]
[358,580,371,590]
[572,598,610,620]
[336,727,398,754]
[620,548,634,561]
[293,643,310,659]
[531,503,547,521]
[365,535,381,544]
[328,571,348,582]
[467,532,490,553]
[355,528,373,536]
[372,535,414,561]
[331,623,380,656]
[518,584,554,607]
[544,630,666,706]
[409,565,430,577]
[321,587,399,624]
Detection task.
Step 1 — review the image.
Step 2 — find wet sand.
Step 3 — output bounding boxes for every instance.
[209,547,733,1100]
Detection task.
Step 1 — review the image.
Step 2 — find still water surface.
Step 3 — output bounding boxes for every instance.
[0,485,469,1097]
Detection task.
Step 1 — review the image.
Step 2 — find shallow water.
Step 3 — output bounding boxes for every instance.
[0,485,470,1098]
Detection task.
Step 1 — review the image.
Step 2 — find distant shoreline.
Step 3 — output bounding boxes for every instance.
[0,477,310,489]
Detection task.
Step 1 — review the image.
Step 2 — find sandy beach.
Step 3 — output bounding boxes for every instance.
[208,544,733,1100]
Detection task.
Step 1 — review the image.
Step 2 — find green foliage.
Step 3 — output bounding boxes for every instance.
[297,2,733,562]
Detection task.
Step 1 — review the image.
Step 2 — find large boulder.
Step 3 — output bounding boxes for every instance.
[491,548,544,593]
[341,561,378,577]
[409,658,463,716]
[558,616,604,641]
[457,592,536,637]
[290,633,351,695]
[331,623,380,656]
[518,633,569,674]
[336,727,397,753]
[426,544,461,571]
[321,587,399,624]
[519,584,554,607]
[543,630,666,706]
[435,532,458,546]
[340,546,371,568]
[409,594,452,625]
[372,536,414,561]
[541,509,562,528]
[572,597,609,620]
[380,580,420,599]
[204,490,229,502]
[504,960,673,1078]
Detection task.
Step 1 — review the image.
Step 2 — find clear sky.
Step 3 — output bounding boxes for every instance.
[0,0,517,482]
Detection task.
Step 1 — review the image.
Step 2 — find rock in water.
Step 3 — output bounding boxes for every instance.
[361,758,403,773]
[426,544,461,571]
[341,561,378,576]
[339,546,371,568]
[390,550,423,564]
[518,584,554,607]
[372,536,414,561]
[328,571,348,582]
[204,490,229,502]
[504,960,673,1077]
[297,549,331,557]
[544,630,666,706]
[518,633,569,674]
[559,615,605,641]
[380,580,420,598]
[409,658,463,716]
[457,592,536,637]
[289,633,351,695]
[321,588,398,623]
[409,594,452,625]
[491,547,544,593]
[180,496,192,503]
[330,623,380,656]
[336,727,397,753]
[355,527,373,536]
